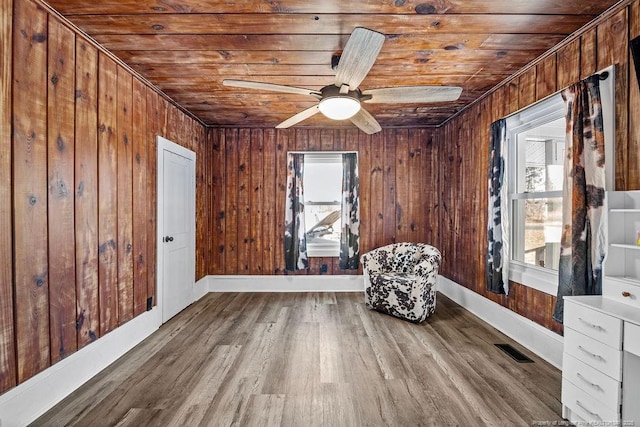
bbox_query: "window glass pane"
[516,117,565,193]
[304,161,342,202]
[513,197,562,270]
[304,157,342,248]
[306,204,341,242]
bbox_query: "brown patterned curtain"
[553,74,607,323]
[486,118,508,294]
[339,153,360,269]
[284,153,309,270]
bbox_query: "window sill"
[508,261,558,296]
[307,244,339,258]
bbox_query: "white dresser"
[562,191,640,425]
[562,297,640,424]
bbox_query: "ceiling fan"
[222,27,462,134]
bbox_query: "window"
[506,67,615,295]
[304,153,343,257]
[510,102,565,271]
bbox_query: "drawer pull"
[576,400,602,420]
[576,372,602,391]
[578,317,604,331]
[578,345,604,361]
[622,291,632,298]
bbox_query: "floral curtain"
[553,74,607,323]
[486,118,509,294]
[339,153,360,269]
[284,153,308,270]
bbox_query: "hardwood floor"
[34,292,564,426]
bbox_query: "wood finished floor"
[34,292,563,426]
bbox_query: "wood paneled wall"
[0,0,206,395]
[206,128,440,276]
[436,0,640,333]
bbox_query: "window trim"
[504,65,615,296]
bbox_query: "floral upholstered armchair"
[361,242,442,323]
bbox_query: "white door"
[158,137,195,323]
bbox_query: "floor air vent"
[495,344,534,363]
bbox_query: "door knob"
[164,236,174,242]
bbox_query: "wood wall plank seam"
[47,17,78,364]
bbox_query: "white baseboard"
[194,275,210,301]
[437,275,564,369]
[203,274,365,292]
[0,308,162,427]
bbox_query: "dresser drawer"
[564,327,622,381]
[565,300,622,349]
[562,353,621,411]
[562,378,620,424]
[604,277,640,310]
[624,321,640,356]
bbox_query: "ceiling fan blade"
[223,79,321,98]
[276,105,320,129]
[335,27,385,91]
[362,86,462,103]
[350,108,382,135]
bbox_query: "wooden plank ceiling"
[45,0,621,128]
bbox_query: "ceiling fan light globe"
[318,96,361,120]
